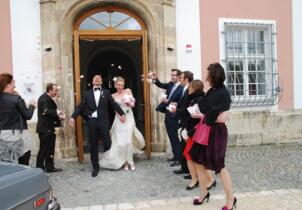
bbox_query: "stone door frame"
[73,6,151,162]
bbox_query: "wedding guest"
[0,73,36,164]
[171,71,193,175]
[189,63,236,210]
[36,83,63,172]
[171,79,216,191]
[151,69,183,167]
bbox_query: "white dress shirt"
[91,87,101,118]
[182,85,189,97]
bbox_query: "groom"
[69,74,125,177]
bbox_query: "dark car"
[0,162,60,210]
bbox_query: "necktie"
[94,87,101,91]
[181,88,186,97]
[168,84,177,99]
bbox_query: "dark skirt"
[189,123,228,174]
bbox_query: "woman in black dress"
[179,80,216,191]
[189,63,236,210]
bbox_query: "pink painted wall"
[199,0,293,109]
[0,0,13,74]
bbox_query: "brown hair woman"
[189,63,236,210]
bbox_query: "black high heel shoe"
[186,181,199,190]
[222,197,237,210]
[193,192,210,205]
[207,180,216,190]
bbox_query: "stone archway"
[40,0,177,159]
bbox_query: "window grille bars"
[223,23,282,107]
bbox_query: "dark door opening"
[79,39,144,152]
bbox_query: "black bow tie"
[94,88,101,91]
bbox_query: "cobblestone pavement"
[45,143,302,209]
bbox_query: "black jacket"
[198,85,231,125]
[176,91,205,137]
[0,92,35,130]
[71,88,125,124]
[176,89,189,129]
[36,93,61,133]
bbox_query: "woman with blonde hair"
[100,76,145,170]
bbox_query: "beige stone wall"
[227,110,302,146]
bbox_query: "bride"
[100,76,145,170]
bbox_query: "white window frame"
[219,18,278,110]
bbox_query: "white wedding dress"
[99,99,145,169]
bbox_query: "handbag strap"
[200,115,205,123]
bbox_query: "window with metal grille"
[221,21,281,107]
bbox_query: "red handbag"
[192,116,211,145]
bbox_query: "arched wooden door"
[73,6,151,162]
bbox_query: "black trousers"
[18,150,31,165]
[87,119,111,169]
[164,113,181,161]
[180,138,189,173]
[36,132,56,170]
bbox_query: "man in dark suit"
[36,83,64,172]
[170,71,193,176]
[152,69,183,167]
[69,74,125,177]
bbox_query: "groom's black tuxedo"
[71,88,125,169]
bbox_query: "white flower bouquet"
[122,94,136,107]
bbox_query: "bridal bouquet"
[122,94,136,107]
